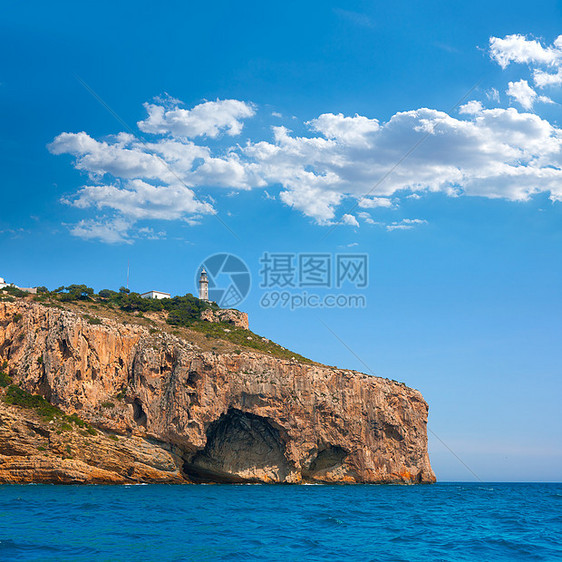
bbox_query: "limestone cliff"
[200,308,249,329]
[0,300,435,484]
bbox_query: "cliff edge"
[0,299,435,484]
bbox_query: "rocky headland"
[0,298,435,484]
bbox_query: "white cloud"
[50,89,562,241]
[358,196,393,208]
[66,180,214,221]
[357,212,380,225]
[534,67,562,87]
[244,106,562,210]
[459,100,484,115]
[138,99,255,138]
[308,113,380,145]
[68,217,169,244]
[506,80,535,110]
[279,185,343,224]
[490,34,562,92]
[69,218,134,244]
[486,88,501,103]
[386,218,427,231]
[489,34,562,69]
[506,80,553,110]
[341,214,359,227]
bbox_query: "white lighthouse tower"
[198,268,209,302]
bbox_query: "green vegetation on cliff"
[1,285,313,363]
[30,285,216,327]
[191,321,313,364]
[2,383,95,432]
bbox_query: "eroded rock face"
[200,308,249,329]
[0,301,435,484]
[0,399,184,484]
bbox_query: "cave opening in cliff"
[303,445,349,481]
[182,409,291,483]
[132,398,147,427]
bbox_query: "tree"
[99,289,117,299]
[61,284,94,301]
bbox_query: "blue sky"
[1,0,562,481]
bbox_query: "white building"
[140,290,171,300]
[0,276,36,294]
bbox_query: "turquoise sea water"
[1,483,561,561]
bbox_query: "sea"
[0,483,560,561]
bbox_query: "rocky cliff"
[200,308,249,329]
[0,299,435,484]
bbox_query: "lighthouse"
[198,268,209,301]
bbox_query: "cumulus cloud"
[534,67,562,88]
[278,185,343,224]
[137,99,255,138]
[243,106,562,210]
[50,86,562,241]
[69,217,134,244]
[506,79,553,109]
[459,100,484,115]
[308,113,380,145]
[341,214,360,227]
[65,180,214,221]
[489,34,562,68]
[490,34,562,91]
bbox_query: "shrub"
[65,413,86,428]
[3,385,63,420]
[0,371,12,387]
[86,427,97,436]
[101,401,115,408]
[60,423,72,431]
[4,286,27,298]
